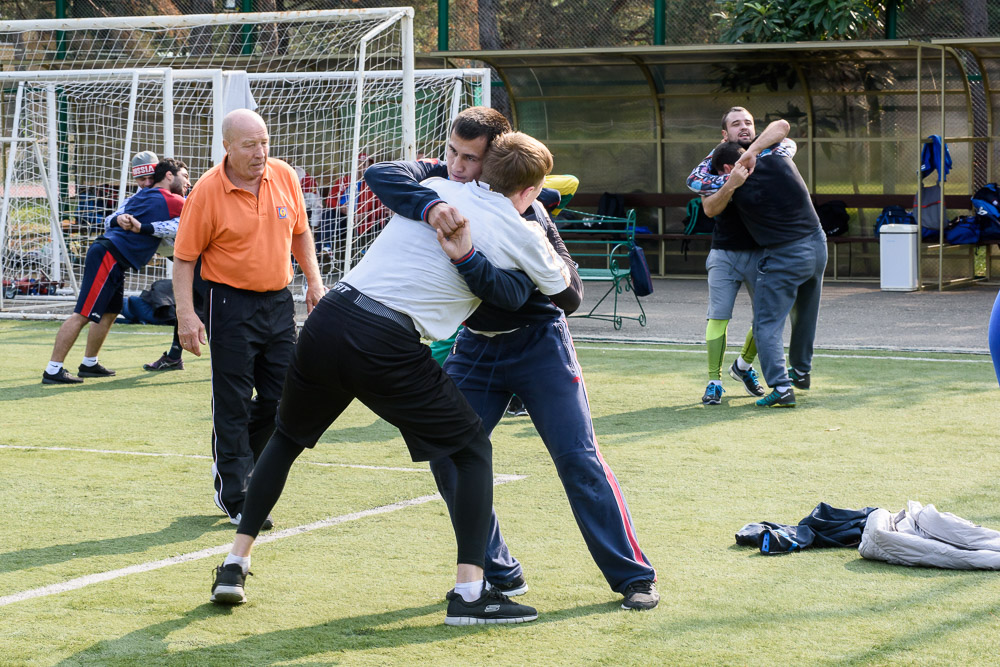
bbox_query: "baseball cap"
[131,151,158,178]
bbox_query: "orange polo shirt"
[175,156,308,292]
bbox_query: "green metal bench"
[558,208,647,330]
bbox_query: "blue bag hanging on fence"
[920,135,952,182]
[629,245,654,297]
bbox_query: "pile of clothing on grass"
[736,501,1000,569]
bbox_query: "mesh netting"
[0,9,409,73]
[0,66,488,304]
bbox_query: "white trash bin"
[879,223,919,291]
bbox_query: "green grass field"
[2,319,1000,666]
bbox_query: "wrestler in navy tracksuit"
[366,162,656,593]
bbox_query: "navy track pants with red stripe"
[430,316,655,593]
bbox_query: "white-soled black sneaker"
[77,362,115,378]
[621,580,659,610]
[445,586,537,626]
[789,368,811,390]
[42,368,83,384]
[488,574,528,597]
[210,563,250,605]
[728,360,766,397]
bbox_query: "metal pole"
[46,84,61,283]
[938,47,946,291]
[654,0,665,46]
[240,0,255,56]
[885,0,898,40]
[0,83,24,311]
[401,11,415,160]
[916,46,923,288]
[55,0,67,58]
[163,68,174,158]
[438,0,449,51]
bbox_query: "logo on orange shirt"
[276,205,288,219]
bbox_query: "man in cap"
[42,158,189,384]
[100,151,198,372]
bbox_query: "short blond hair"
[480,132,553,196]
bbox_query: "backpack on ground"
[816,200,849,237]
[874,205,915,239]
[683,198,715,235]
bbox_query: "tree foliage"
[713,0,888,42]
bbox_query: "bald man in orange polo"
[173,109,325,529]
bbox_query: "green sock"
[740,326,757,365]
[706,319,729,380]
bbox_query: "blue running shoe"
[756,387,796,408]
[701,382,724,405]
[728,360,765,396]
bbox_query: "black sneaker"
[210,563,250,604]
[488,574,528,597]
[728,360,766,397]
[42,368,83,384]
[445,585,538,626]
[229,513,274,531]
[77,362,116,378]
[756,386,796,408]
[789,368,811,390]
[621,580,659,611]
[504,395,529,418]
[143,353,184,371]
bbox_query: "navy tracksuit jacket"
[365,161,655,592]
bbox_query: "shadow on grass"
[0,373,206,401]
[58,599,618,665]
[0,515,230,574]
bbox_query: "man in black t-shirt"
[688,107,767,406]
[705,126,827,408]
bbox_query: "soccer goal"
[0,9,415,313]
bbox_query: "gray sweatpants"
[752,229,828,388]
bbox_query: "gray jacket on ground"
[859,501,1000,569]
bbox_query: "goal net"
[0,64,490,309]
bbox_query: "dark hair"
[480,132,552,196]
[710,142,744,175]
[450,106,511,146]
[152,158,186,183]
[721,106,751,131]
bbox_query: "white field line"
[0,473,526,608]
[574,345,993,364]
[0,445,430,473]
[1,324,991,355]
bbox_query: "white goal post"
[0,65,490,310]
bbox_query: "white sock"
[777,384,792,392]
[45,361,63,375]
[708,379,722,386]
[81,356,98,367]
[223,553,251,574]
[736,357,752,371]
[454,580,485,603]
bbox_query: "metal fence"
[10,1,1000,50]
